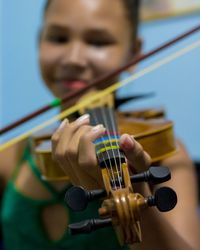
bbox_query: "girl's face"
[39,0,137,98]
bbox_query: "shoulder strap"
[10,142,30,182]
[26,152,61,198]
[11,140,69,199]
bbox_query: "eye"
[87,38,115,47]
[45,34,69,44]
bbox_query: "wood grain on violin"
[34,108,176,181]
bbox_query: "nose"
[60,41,87,72]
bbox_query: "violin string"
[108,107,123,185]
[1,39,200,152]
[99,107,121,189]
[90,109,117,189]
[92,109,117,189]
[102,107,122,188]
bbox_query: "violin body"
[118,116,176,168]
[34,108,176,181]
[34,140,69,181]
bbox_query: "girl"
[1,0,200,249]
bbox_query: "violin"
[33,95,177,246]
[0,24,199,247]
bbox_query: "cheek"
[90,46,131,76]
[39,43,62,83]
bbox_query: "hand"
[52,115,151,190]
[52,114,106,190]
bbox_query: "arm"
[122,138,200,250]
[0,142,25,183]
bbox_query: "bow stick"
[0,38,200,152]
[0,24,200,136]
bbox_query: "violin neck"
[88,107,126,188]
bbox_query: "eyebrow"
[43,24,69,32]
[45,23,112,31]
[85,28,114,35]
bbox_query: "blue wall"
[1,1,200,161]
[1,0,57,141]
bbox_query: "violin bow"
[0,26,200,151]
[0,24,200,136]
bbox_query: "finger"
[52,114,90,145]
[70,113,90,131]
[68,124,105,189]
[119,134,151,172]
[51,115,90,185]
[52,114,90,162]
[52,122,81,185]
[78,124,106,178]
[53,126,91,186]
[51,118,69,148]
[56,159,80,186]
[58,124,105,188]
[65,124,92,165]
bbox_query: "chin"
[53,88,70,98]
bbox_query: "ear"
[127,37,143,73]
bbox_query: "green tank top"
[1,145,129,250]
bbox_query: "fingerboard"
[87,107,126,170]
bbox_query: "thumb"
[119,134,151,172]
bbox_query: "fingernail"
[92,124,105,131]
[58,118,68,130]
[120,134,134,150]
[77,114,90,122]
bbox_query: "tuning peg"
[130,166,171,184]
[68,218,112,235]
[65,186,106,212]
[147,187,177,212]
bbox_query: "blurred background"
[1,0,200,160]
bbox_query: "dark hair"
[44,0,140,40]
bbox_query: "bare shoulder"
[0,141,26,182]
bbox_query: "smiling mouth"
[61,80,88,90]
